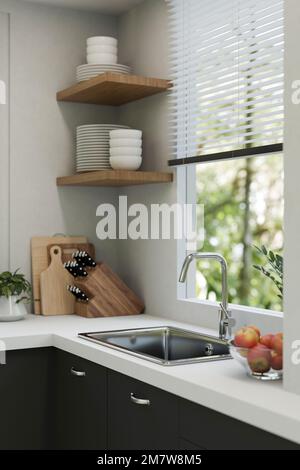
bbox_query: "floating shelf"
[56,72,172,106]
[57,170,173,187]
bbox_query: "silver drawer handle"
[130,393,150,406]
[71,367,86,377]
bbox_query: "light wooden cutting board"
[40,245,74,316]
[31,235,87,314]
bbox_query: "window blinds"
[168,0,284,164]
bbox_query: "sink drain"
[204,343,214,356]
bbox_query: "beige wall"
[0,0,120,278]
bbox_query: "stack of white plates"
[109,129,143,171]
[76,124,129,172]
[76,64,132,82]
[87,36,118,64]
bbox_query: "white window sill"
[178,296,283,318]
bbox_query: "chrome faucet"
[179,252,235,340]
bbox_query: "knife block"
[73,263,144,318]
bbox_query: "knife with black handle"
[72,251,96,268]
[64,261,88,278]
[67,285,89,302]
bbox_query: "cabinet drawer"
[0,348,52,450]
[180,399,299,450]
[108,370,179,449]
[54,349,107,449]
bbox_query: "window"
[168,0,284,311]
[196,155,283,311]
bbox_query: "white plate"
[77,131,115,134]
[77,70,130,76]
[76,140,110,144]
[76,146,109,150]
[77,141,109,145]
[76,162,110,166]
[77,124,127,128]
[77,74,130,81]
[76,157,110,160]
[76,169,111,173]
[77,128,126,132]
[76,167,111,170]
[76,163,110,168]
[77,162,110,165]
[77,68,131,73]
[76,156,109,160]
[77,157,110,160]
[77,64,130,70]
[77,69,131,75]
[77,133,112,137]
[76,158,110,162]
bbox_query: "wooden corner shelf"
[57,170,173,187]
[56,72,172,106]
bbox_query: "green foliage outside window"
[196,154,283,311]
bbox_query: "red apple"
[234,327,259,348]
[248,325,261,338]
[271,351,283,371]
[247,344,271,373]
[271,333,283,355]
[260,334,274,349]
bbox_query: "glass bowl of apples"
[229,326,283,381]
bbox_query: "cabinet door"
[54,349,107,449]
[0,348,52,450]
[108,370,178,450]
[180,399,300,450]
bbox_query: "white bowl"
[110,129,142,139]
[110,156,142,170]
[110,138,142,148]
[87,45,117,55]
[110,147,142,157]
[87,53,117,65]
[87,36,117,46]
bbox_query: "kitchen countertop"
[1,313,300,444]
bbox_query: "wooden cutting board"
[46,243,95,264]
[40,245,74,316]
[31,235,87,314]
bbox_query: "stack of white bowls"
[87,36,117,64]
[76,36,132,82]
[109,129,143,170]
[76,124,129,173]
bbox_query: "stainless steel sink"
[78,326,231,366]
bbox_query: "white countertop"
[1,313,300,445]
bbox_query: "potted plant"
[253,245,283,300]
[0,269,31,321]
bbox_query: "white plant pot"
[0,295,27,321]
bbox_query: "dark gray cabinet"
[53,349,107,449]
[0,348,52,450]
[179,399,299,450]
[107,370,179,449]
[0,347,299,450]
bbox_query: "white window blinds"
[168,0,284,161]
